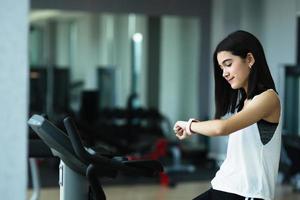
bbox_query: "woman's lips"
[227,77,234,84]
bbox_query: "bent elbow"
[215,121,228,136]
[215,128,225,136]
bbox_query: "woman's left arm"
[190,90,280,136]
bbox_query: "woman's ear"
[247,53,255,69]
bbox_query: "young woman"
[173,30,281,200]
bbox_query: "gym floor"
[27,159,300,200]
[27,182,300,200]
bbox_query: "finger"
[173,122,180,130]
[176,130,183,136]
[176,126,182,131]
[177,130,186,139]
[173,124,178,130]
[177,133,185,140]
[176,133,184,139]
[174,127,182,134]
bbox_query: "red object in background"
[127,138,168,160]
[159,172,170,186]
[149,138,168,160]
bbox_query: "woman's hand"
[173,121,189,140]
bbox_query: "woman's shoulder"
[253,89,280,103]
[252,89,281,122]
[244,89,279,107]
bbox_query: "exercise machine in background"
[28,114,163,200]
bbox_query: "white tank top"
[211,107,282,200]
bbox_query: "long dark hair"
[214,30,276,119]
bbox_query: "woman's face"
[217,51,253,91]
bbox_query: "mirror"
[29,9,200,127]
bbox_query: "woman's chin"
[230,83,239,89]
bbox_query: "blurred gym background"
[2,0,300,199]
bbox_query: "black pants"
[193,189,264,200]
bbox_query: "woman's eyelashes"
[219,63,232,71]
[224,62,232,67]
